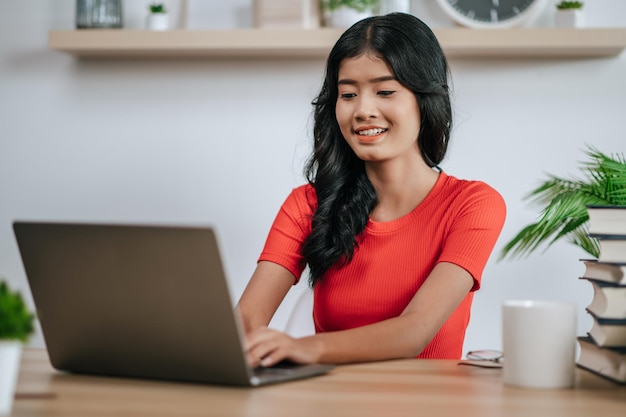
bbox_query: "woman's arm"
[236,261,295,334]
[245,261,473,367]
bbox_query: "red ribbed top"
[259,172,506,359]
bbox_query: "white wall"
[1,0,625,354]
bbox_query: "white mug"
[502,300,577,389]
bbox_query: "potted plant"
[500,146,626,260]
[321,0,380,28]
[0,280,35,415]
[147,2,169,31]
[555,1,584,28]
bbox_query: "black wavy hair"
[302,13,452,286]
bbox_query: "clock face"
[436,0,547,28]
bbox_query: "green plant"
[0,281,35,342]
[500,146,626,260]
[149,3,167,14]
[321,0,380,13]
[556,1,584,10]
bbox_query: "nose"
[354,94,379,121]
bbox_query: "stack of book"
[577,205,626,385]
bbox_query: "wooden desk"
[13,349,626,417]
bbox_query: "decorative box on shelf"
[253,0,320,29]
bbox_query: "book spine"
[578,336,626,350]
[594,316,626,326]
[589,234,626,240]
[580,277,626,288]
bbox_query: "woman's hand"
[245,327,323,368]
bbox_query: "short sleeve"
[258,185,316,283]
[437,182,507,291]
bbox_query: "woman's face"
[335,53,421,165]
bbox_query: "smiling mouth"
[356,128,388,137]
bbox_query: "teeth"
[357,128,387,136]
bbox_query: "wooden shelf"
[48,28,626,59]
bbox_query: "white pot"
[326,6,374,28]
[147,13,170,31]
[0,341,22,416]
[555,9,584,28]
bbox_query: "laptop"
[13,221,334,386]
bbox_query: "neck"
[366,156,439,223]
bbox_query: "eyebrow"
[337,75,397,85]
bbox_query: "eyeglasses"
[467,349,503,362]
[458,349,503,368]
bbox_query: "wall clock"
[435,0,547,29]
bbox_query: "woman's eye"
[378,90,395,97]
[340,92,357,99]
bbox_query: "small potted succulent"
[147,2,169,31]
[321,0,380,28]
[555,1,584,28]
[0,280,35,415]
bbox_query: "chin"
[355,153,388,163]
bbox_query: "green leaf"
[500,145,625,261]
[0,281,35,342]
[556,1,584,10]
[322,0,380,13]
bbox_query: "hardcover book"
[587,205,626,236]
[587,312,626,348]
[580,259,626,285]
[577,206,626,383]
[581,278,626,320]
[577,336,626,385]
[588,234,626,264]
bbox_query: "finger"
[246,350,260,368]
[248,341,283,367]
[260,355,274,368]
[245,328,278,359]
[259,344,290,367]
[248,335,293,367]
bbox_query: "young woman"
[237,13,506,367]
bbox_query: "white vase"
[555,9,584,28]
[326,6,374,28]
[379,0,411,15]
[0,342,22,416]
[147,13,170,31]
